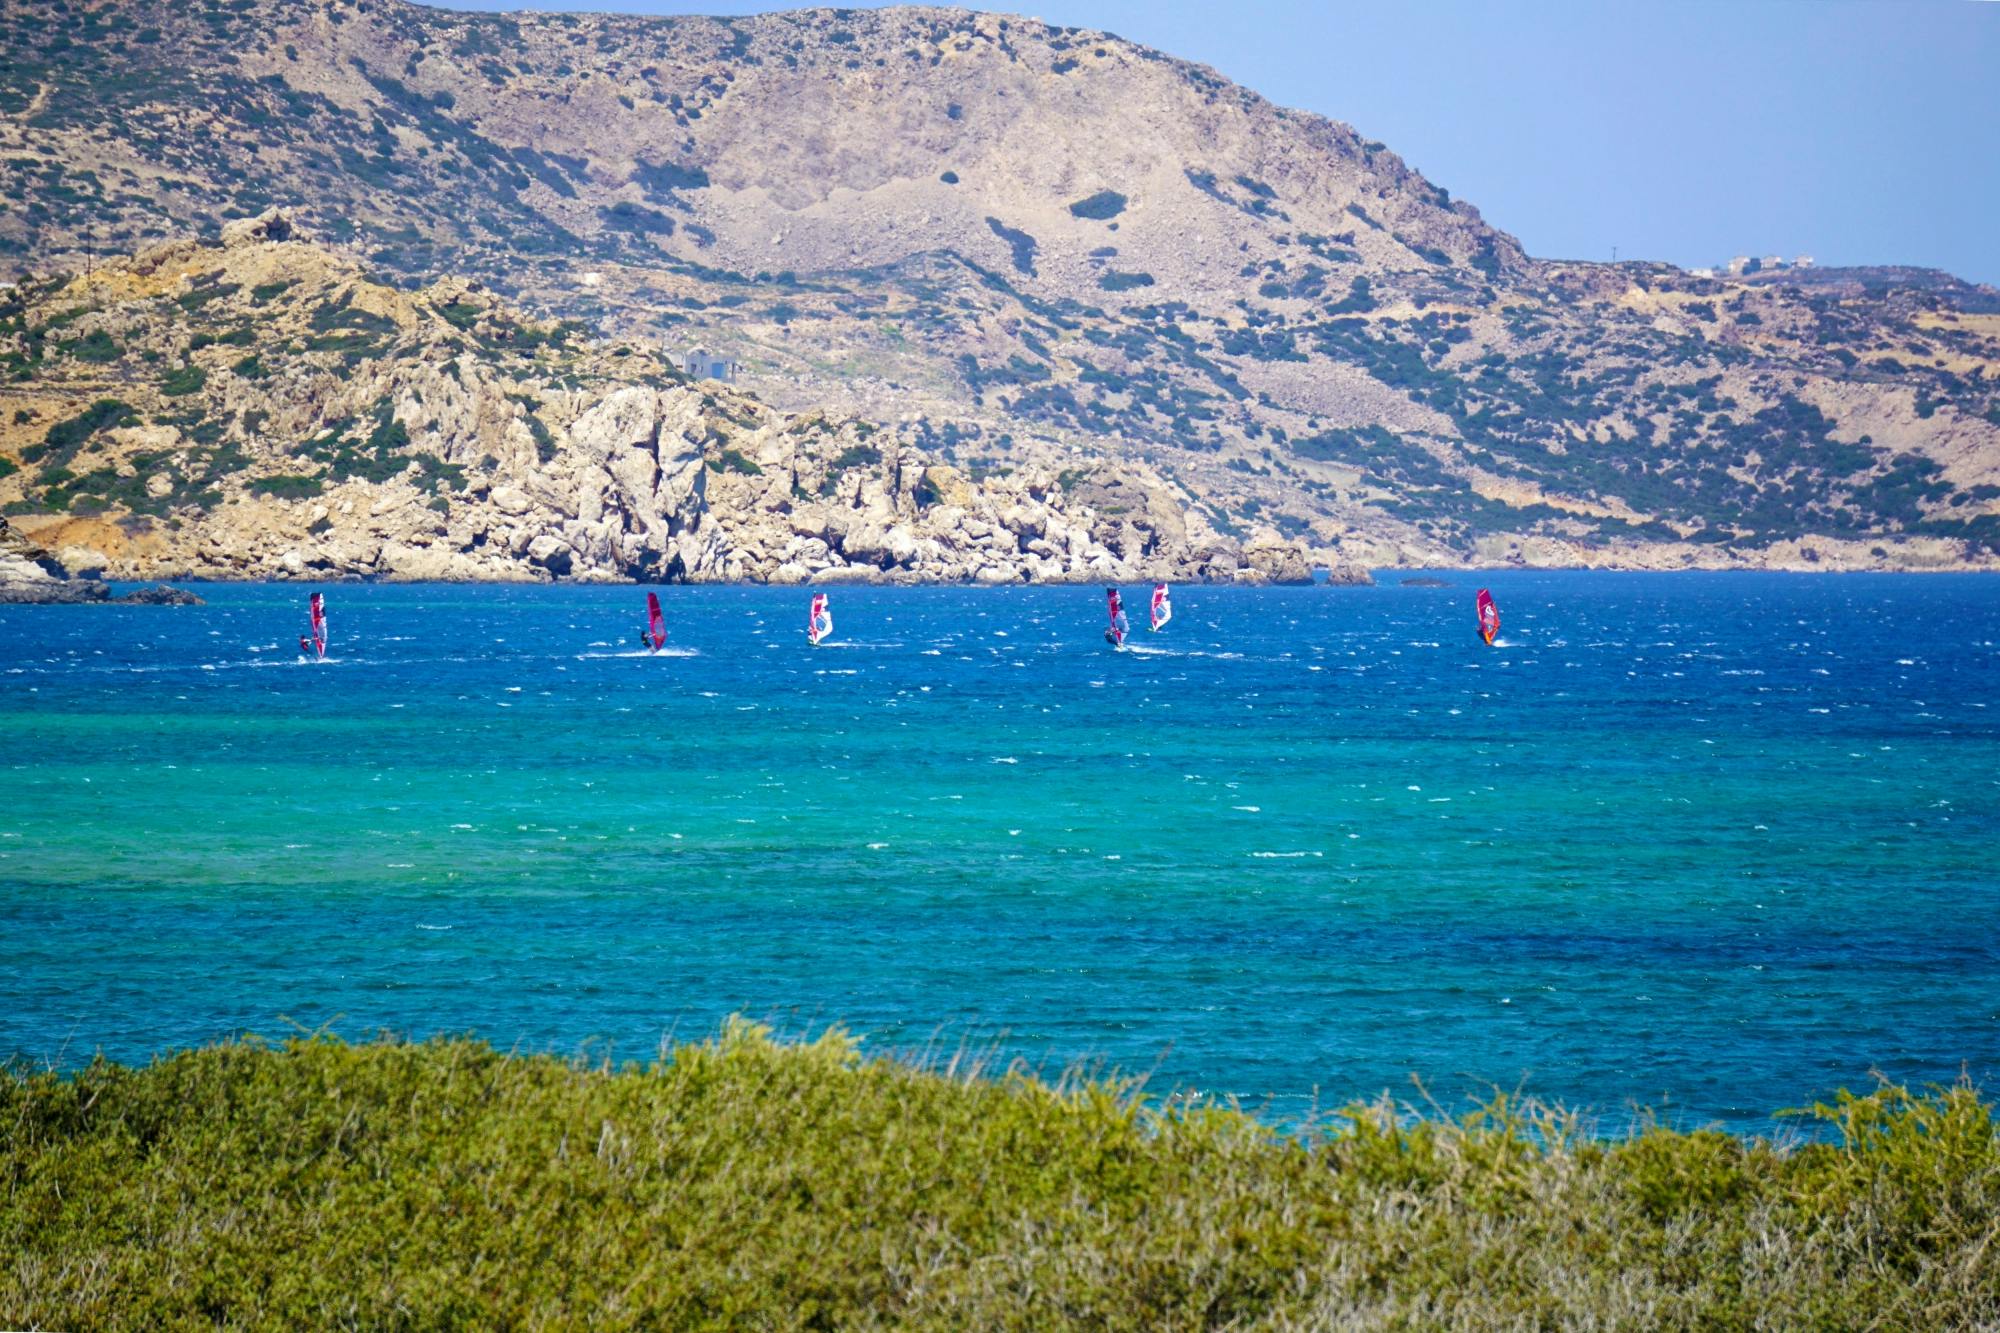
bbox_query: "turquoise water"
[3,574,1997,1132]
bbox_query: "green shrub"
[1098,270,1155,292]
[159,364,207,396]
[631,160,710,193]
[175,282,239,313]
[827,443,881,473]
[1327,276,1374,314]
[189,327,255,350]
[1068,189,1127,221]
[984,217,1037,276]
[28,398,134,464]
[6,1029,1991,1330]
[599,202,676,236]
[246,473,324,499]
[410,452,465,494]
[63,329,120,362]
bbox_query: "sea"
[3,572,1996,1134]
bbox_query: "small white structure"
[674,347,738,382]
[1794,255,1815,270]
[1690,267,1716,279]
[1726,255,1752,275]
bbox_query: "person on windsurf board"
[1149,582,1172,632]
[639,592,667,653]
[1104,587,1129,649]
[300,592,327,660]
[1476,588,1500,646]
[807,592,833,646]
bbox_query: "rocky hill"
[2,0,1997,570]
[0,215,1307,584]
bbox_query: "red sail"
[309,592,326,659]
[1475,588,1499,645]
[646,592,666,651]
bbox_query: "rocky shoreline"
[0,521,202,604]
[1,223,1331,591]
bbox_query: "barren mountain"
[3,0,1997,570]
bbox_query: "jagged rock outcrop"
[0,520,201,602]
[0,519,99,601]
[0,226,1312,584]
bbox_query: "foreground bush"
[4,1022,1996,1329]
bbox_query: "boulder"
[1240,528,1314,584]
[220,208,293,248]
[490,485,535,516]
[115,583,205,605]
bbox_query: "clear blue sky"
[421,0,2000,284]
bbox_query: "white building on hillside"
[672,347,739,382]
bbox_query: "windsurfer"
[304,592,327,659]
[1105,587,1129,648]
[643,592,667,653]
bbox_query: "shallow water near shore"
[3,572,1997,1132]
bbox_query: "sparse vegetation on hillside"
[0,0,1993,565]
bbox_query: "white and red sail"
[645,592,667,652]
[1476,588,1500,645]
[1105,587,1129,648]
[1149,582,1172,632]
[807,592,833,646]
[306,592,326,659]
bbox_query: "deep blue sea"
[3,573,1997,1133]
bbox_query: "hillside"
[6,1027,1998,1327]
[0,215,1297,584]
[2,0,1998,569]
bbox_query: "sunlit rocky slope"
[3,0,1997,569]
[1,217,1299,584]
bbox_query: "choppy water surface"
[3,573,1996,1132]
